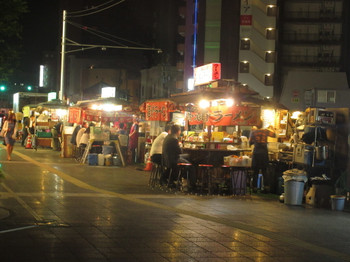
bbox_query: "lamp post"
[59,7,162,103]
[59,10,67,101]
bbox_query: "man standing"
[249,120,276,191]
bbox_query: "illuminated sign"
[194,63,221,86]
[101,87,116,98]
[48,92,57,101]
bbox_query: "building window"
[240,61,250,73]
[317,90,336,103]
[264,74,273,85]
[266,28,276,40]
[265,51,275,63]
[266,5,277,16]
[240,39,250,50]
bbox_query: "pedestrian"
[29,112,36,135]
[249,120,276,192]
[128,117,139,164]
[0,112,18,161]
[52,121,63,151]
[21,117,30,146]
[150,124,172,165]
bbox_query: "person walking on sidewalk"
[1,113,18,161]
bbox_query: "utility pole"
[59,10,67,101]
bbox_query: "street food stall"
[168,80,294,194]
[34,100,69,148]
[67,98,132,166]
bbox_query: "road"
[0,144,349,261]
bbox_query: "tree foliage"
[0,0,28,82]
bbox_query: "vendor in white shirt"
[150,124,172,165]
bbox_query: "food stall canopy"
[69,97,131,124]
[35,99,68,112]
[170,85,258,105]
[139,99,176,121]
[76,97,129,108]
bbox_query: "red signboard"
[206,105,260,126]
[68,107,82,124]
[240,15,252,25]
[186,112,205,125]
[145,101,173,121]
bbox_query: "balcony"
[177,43,185,55]
[176,61,184,71]
[178,25,186,37]
[176,80,184,90]
[281,55,341,67]
[179,6,186,19]
[282,11,343,22]
[282,33,342,44]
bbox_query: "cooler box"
[88,153,98,165]
[102,145,114,155]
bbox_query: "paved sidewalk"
[0,144,349,262]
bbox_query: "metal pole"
[59,10,67,101]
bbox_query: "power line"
[66,20,150,48]
[66,20,126,47]
[67,0,116,15]
[67,0,126,18]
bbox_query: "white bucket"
[330,195,345,211]
[284,180,305,205]
[98,154,105,166]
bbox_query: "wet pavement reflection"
[0,145,349,261]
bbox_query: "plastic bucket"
[98,154,105,166]
[330,195,345,211]
[105,154,113,166]
[284,180,305,205]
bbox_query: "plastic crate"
[37,131,52,138]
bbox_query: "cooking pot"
[315,145,328,160]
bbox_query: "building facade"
[183,0,350,110]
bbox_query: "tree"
[0,0,28,82]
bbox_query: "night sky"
[20,0,59,83]
[19,0,156,85]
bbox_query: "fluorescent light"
[199,99,210,109]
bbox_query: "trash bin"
[330,195,345,211]
[283,169,308,205]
